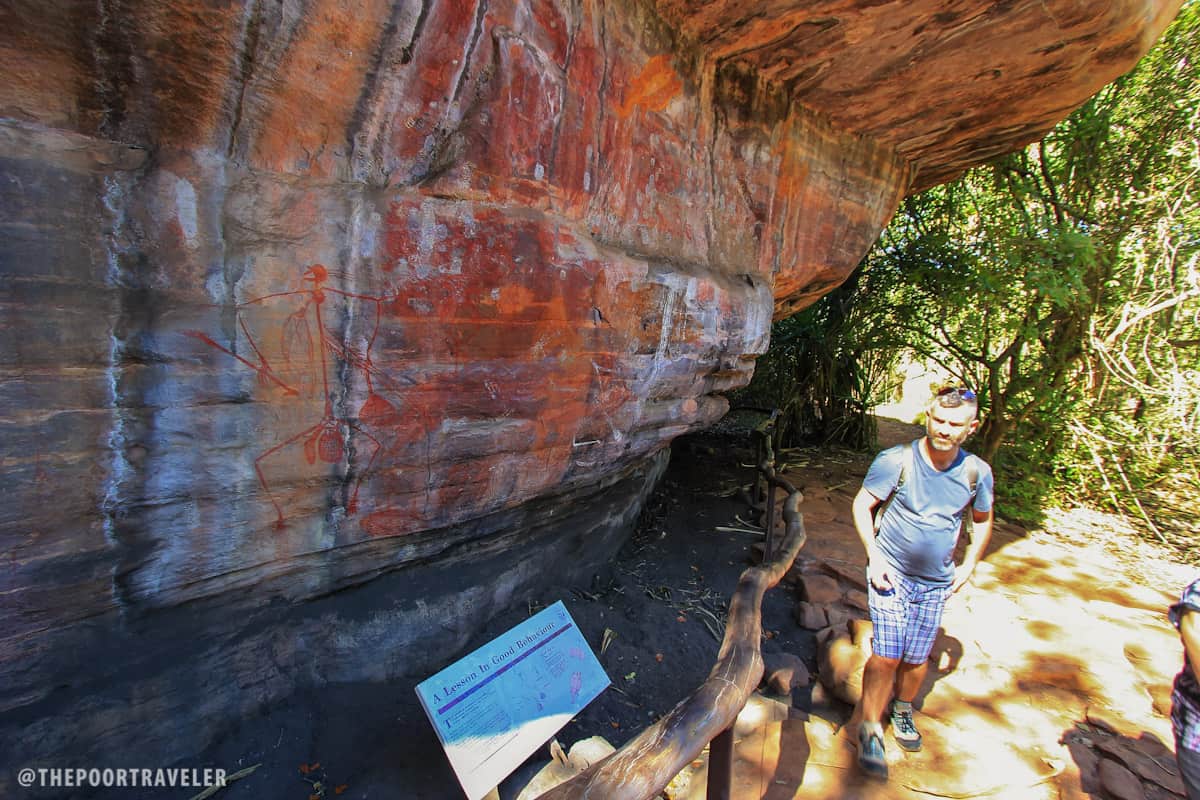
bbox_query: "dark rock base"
[3,450,668,797]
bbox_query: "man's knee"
[865,653,902,676]
[899,656,931,669]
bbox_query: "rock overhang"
[654,0,1183,192]
[0,0,1183,782]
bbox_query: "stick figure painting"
[186,264,408,529]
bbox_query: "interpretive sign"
[415,600,611,800]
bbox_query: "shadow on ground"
[651,415,1187,800]
[167,415,1186,800]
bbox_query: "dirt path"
[649,416,1194,800]
[189,415,1193,799]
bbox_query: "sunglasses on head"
[936,385,977,402]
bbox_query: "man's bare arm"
[852,487,892,591]
[952,507,994,593]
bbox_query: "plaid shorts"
[1171,576,1200,751]
[867,570,953,663]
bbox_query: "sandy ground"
[169,415,1192,800]
[641,416,1194,800]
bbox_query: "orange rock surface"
[0,0,1183,781]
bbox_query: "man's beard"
[928,434,961,451]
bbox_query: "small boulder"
[1095,734,1186,795]
[793,601,829,630]
[762,651,811,694]
[1066,735,1102,794]
[515,736,616,800]
[843,589,869,612]
[816,621,873,706]
[800,574,842,605]
[820,560,869,592]
[825,604,864,630]
[849,617,874,646]
[1097,758,1145,800]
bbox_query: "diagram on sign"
[415,601,610,800]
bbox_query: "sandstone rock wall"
[0,0,1181,777]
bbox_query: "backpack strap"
[961,454,981,538]
[875,447,980,533]
[873,443,914,533]
[964,454,979,508]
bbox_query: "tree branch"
[1103,286,1200,344]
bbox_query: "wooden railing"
[538,413,805,799]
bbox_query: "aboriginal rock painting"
[186,264,409,528]
[178,203,743,535]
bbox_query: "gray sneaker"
[890,705,922,752]
[857,727,888,779]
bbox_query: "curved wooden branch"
[536,489,806,800]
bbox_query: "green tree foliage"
[865,2,1198,530]
[730,270,889,450]
[1064,3,1200,543]
[865,173,1099,469]
[739,2,1198,540]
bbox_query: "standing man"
[850,386,995,779]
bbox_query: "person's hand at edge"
[868,558,894,592]
[951,562,975,593]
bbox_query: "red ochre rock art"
[185,263,393,526]
[182,202,768,537]
[0,0,1183,781]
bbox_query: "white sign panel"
[415,600,610,800]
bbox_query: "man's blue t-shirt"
[864,439,994,586]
